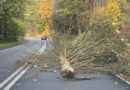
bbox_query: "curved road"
[0,38,130,90]
[0,38,44,83]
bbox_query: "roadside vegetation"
[0,0,52,48]
[0,38,25,49]
[0,0,28,48]
[0,0,28,41]
[25,0,52,38]
[49,0,130,79]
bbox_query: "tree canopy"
[0,0,28,40]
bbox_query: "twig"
[68,31,88,55]
[69,39,105,63]
[72,59,94,68]
[106,47,130,61]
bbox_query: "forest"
[0,0,28,41]
[0,0,51,41]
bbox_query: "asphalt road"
[0,38,44,83]
[9,68,130,90]
[0,38,130,90]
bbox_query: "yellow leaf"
[44,64,48,68]
[121,38,125,41]
[114,82,118,85]
[112,22,116,26]
[116,29,120,34]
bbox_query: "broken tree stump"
[60,56,75,78]
[59,56,95,80]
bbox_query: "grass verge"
[0,38,26,50]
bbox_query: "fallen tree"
[48,0,128,80]
[60,56,75,78]
[60,56,95,80]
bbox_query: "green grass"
[0,38,25,49]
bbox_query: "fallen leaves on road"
[53,70,57,73]
[119,73,130,81]
[40,69,45,72]
[33,65,38,68]
[114,82,118,85]
[43,64,48,68]
[16,83,21,86]
[25,76,30,79]
[24,61,31,66]
[127,77,130,81]
[33,79,38,82]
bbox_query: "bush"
[7,18,27,40]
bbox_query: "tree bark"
[4,16,7,39]
[60,56,75,78]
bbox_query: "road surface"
[0,38,129,90]
[0,38,44,83]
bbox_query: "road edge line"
[0,40,29,53]
[116,75,130,85]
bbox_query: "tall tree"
[0,0,28,40]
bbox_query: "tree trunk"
[0,23,1,36]
[4,16,7,39]
[60,56,75,78]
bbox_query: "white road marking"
[0,41,47,90]
[116,75,130,85]
[3,65,31,90]
[39,41,46,55]
[0,44,23,53]
[0,66,24,89]
[36,41,46,55]
[0,38,32,53]
[36,42,46,55]
[36,46,44,55]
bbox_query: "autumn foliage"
[92,0,124,33]
[39,0,53,35]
